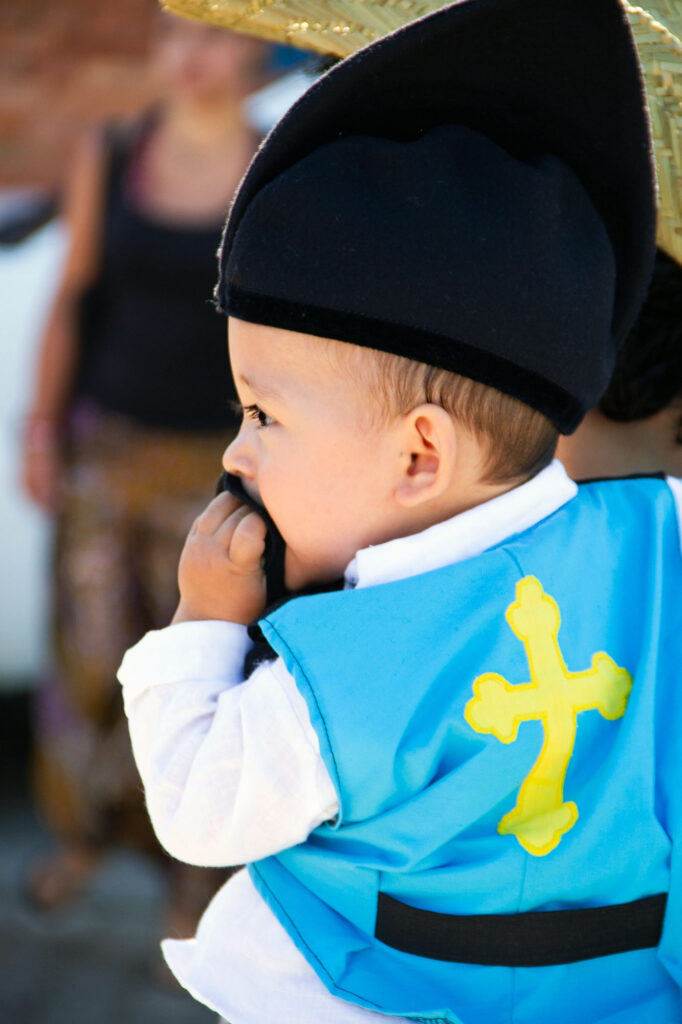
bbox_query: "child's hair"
[333,342,558,484]
[599,248,682,443]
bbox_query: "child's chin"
[285,559,341,593]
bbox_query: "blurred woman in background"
[21,11,267,938]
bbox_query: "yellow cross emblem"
[464,576,632,856]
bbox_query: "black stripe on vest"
[375,892,667,966]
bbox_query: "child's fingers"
[213,503,254,547]
[191,491,244,535]
[228,510,268,570]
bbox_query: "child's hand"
[172,492,268,626]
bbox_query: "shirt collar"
[344,459,577,589]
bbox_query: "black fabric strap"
[224,284,583,434]
[375,892,667,967]
[245,577,345,676]
[577,471,667,484]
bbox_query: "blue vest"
[252,479,682,1024]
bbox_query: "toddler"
[118,0,682,1021]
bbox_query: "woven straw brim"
[162,0,436,57]
[163,0,682,266]
[624,3,682,265]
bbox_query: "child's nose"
[222,427,256,480]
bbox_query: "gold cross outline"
[464,576,632,856]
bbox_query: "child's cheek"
[283,547,307,592]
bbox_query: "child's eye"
[228,399,276,428]
[243,403,275,428]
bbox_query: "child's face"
[223,319,406,591]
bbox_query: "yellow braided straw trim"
[162,0,421,55]
[629,0,682,39]
[624,4,682,263]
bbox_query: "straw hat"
[626,3,682,265]
[163,0,682,267]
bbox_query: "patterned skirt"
[33,401,235,878]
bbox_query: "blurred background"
[1,0,157,685]
[0,3,309,1021]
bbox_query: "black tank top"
[76,124,240,431]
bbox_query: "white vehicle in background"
[0,194,65,690]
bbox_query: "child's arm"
[21,130,106,511]
[118,490,339,866]
[119,625,339,866]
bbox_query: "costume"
[119,467,682,1023]
[251,475,682,1022]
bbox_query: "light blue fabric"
[254,479,682,1023]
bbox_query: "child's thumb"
[230,510,268,571]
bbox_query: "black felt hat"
[217,0,655,433]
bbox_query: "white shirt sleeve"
[666,476,682,556]
[117,621,340,868]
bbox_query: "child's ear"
[394,404,457,507]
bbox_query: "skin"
[173,319,519,626]
[557,406,682,480]
[152,15,267,106]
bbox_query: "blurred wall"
[0,0,156,189]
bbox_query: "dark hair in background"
[599,248,682,442]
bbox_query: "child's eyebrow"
[238,374,282,401]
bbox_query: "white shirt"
[118,461,584,1023]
